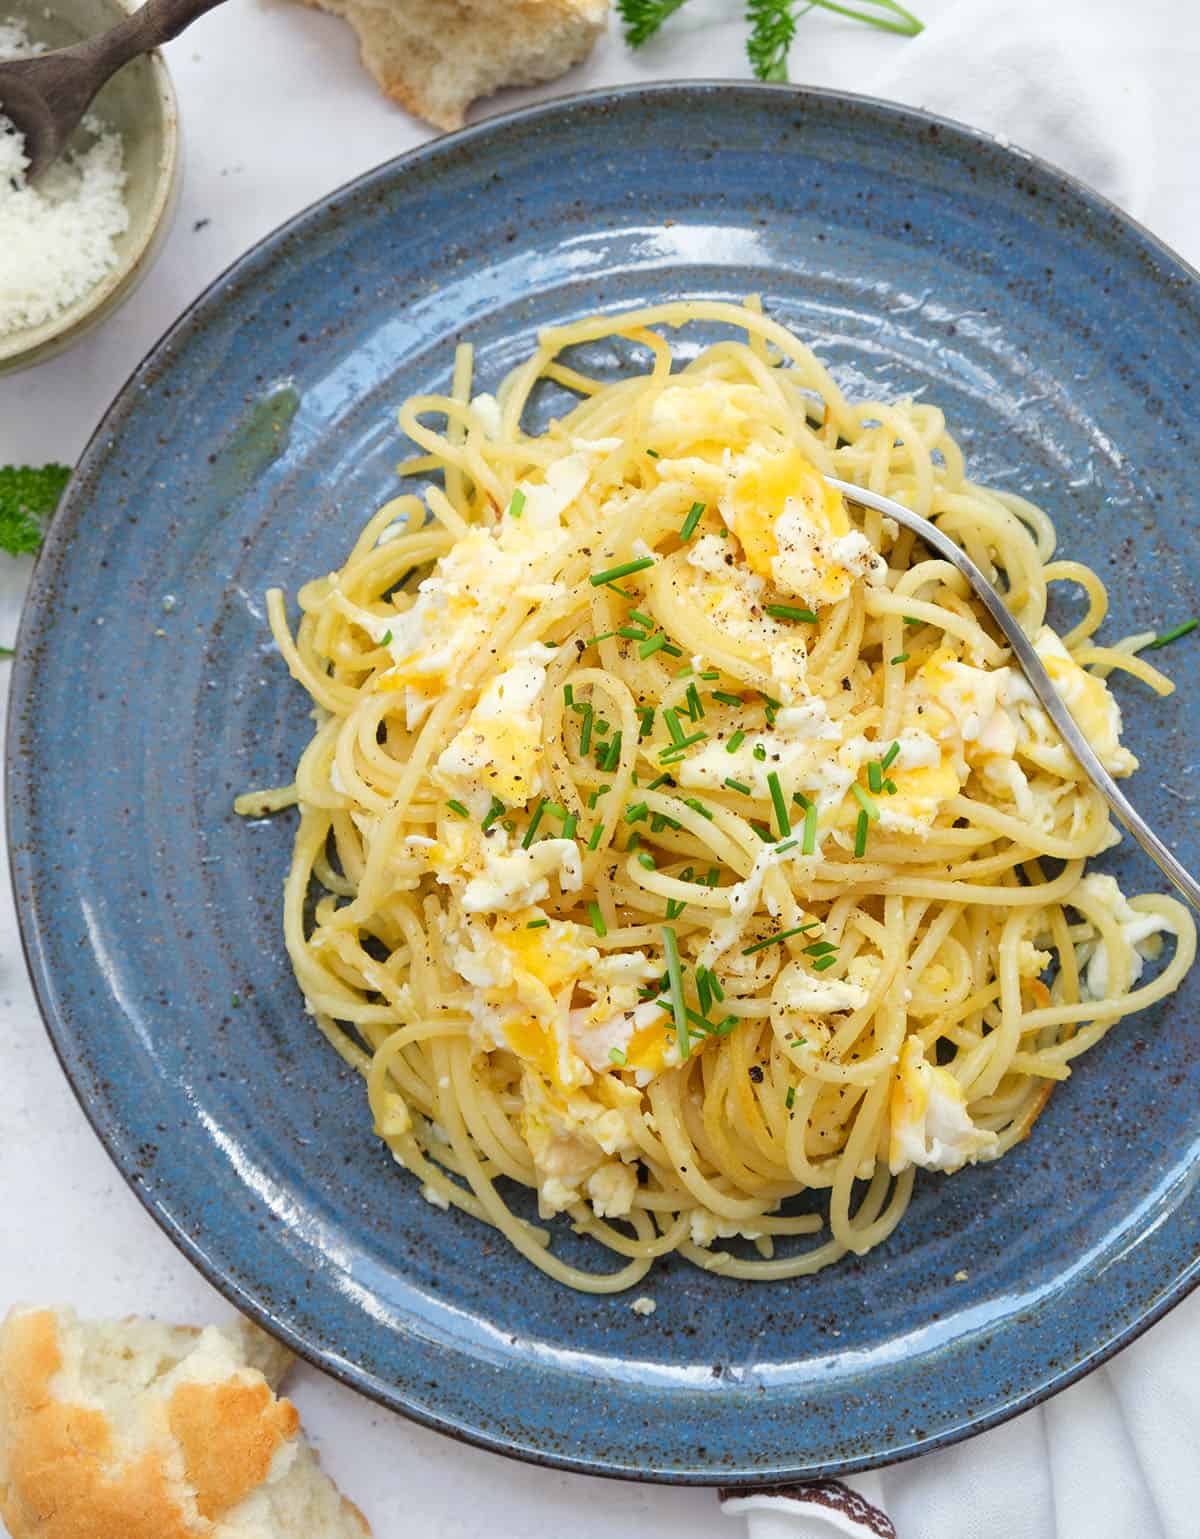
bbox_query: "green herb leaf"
[662,925,689,1058]
[765,602,818,623]
[742,922,818,956]
[590,555,655,587]
[507,488,526,518]
[745,0,795,80]
[680,500,706,541]
[589,901,608,937]
[1149,618,1199,650]
[0,464,70,556]
[446,799,470,819]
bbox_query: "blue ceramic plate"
[10,84,1200,1484]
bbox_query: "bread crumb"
[630,1296,656,1317]
[954,1269,969,1282]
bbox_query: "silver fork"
[825,476,1200,914]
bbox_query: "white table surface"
[0,4,1193,1535]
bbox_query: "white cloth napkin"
[720,4,1200,1535]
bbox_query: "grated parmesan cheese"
[0,19,130,338]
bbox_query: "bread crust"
[299,0,608,130]
[0,1308,370,1539]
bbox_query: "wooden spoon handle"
[83,0,231,76]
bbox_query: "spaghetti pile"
[237,300,1195,1290]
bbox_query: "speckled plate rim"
[9,80,1200,1485]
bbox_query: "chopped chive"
[590,556,655,587]
[507,489,526,518]
[522,799,547,847]
[527,919,550,929]
[686,683,705,720]
[662,926,689,1060]
[851,784,880,821]
[903,615,923,627]
[446,799,470,819]
[1149,618,1199,649]
[502,818,516,833]
[588,823,605,851]
[867,760,883,795]
[637,851,657,870]
[379,629,392,646]
[482,796,506,831]
[588,902,608,937]
[684,797,714,820]
[639,706,656,738]
[661,641,684,658]
[629,609,653,628]
[880,741,901,771]
[578,702,594,754]
[700,670,720,680]
[545,802,567,821]
[665,897,688,920]
[680,500,706,541]
[726,729,746,754]
[697,966,712,1015]
[792,790,811,811]
[752,743,767,762]
[890,653,910,666]
[582,631,616,648]
[742,923,817,956]
[785,1086,796,1110]
[724,778,752,795]
[618,625,649,641]
[646,772,672,790]
[883,779,898,795]
[802,801,818,856]
[626,832,642,853]
[765,604,818,623]
[706,867,721,886]
[594,719,610,736]
[599,731,623,771]
[751,822,775,843]
[563,684,574,707]
[639,633,668,659]
[664,707,686,745]
[609,1046,628,1066]
[854,808,869,858]
[812,954,839,972]
[646,448,660,459]
[775,838,798,854]
[605,583,637,599]
[658,730,707,762]
[803,941,837,957]
[767,771,791,836]
[712,691,745,708]
[708,969,725,1002]
[625,801,649,824]
[563,812,578,839]
[675,664,694,678]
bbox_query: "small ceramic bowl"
[0,0,179,374]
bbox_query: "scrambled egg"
[729,445,886,608]
[1072,873,1174,999]
[888,1038,998,1175]
[436,646,554,808]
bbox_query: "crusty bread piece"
[301,0,608,131]
[0,1307,370,1539]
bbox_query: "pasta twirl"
[237,300,1195,1290]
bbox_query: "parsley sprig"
[618,0,921,82]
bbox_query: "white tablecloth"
[2,4,1198,1535]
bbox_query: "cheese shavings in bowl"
[0,19,130,342]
